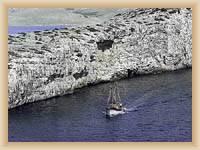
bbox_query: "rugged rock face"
[8,8,192,109]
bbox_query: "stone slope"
[8,8,192,109]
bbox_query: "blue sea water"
[8,25,78,35]
[8,69,192,142]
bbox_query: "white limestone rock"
[8,8,192,109]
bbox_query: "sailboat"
[106,82,126,117]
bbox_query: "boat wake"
[125,106,138,112]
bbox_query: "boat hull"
[106,108,126,117]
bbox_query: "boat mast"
[114,82,121,103]
[107,88,112,105]
[116,84,121,103]
[113,83,117,103]
[107,81,122,106]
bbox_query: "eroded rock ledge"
[8,8,192,109]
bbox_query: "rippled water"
[9,69,192,142]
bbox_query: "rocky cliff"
[8,8,192,109]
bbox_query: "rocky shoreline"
[8,8,192,109]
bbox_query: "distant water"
[8,25,78,35]
[8,69,192,142]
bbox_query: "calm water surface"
[8,25,79,35]
[9,69,192,142]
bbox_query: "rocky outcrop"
[8,8,192,109]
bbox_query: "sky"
[8,8,131,26]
